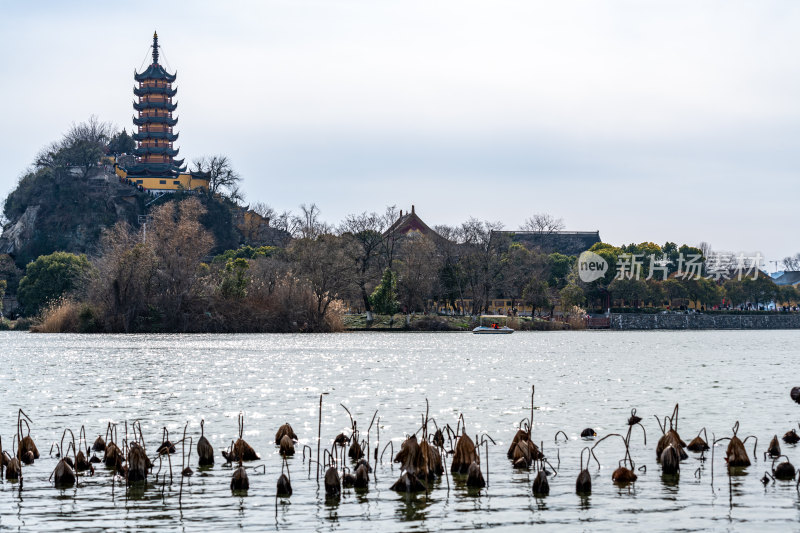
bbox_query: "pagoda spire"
[152,31,159,64]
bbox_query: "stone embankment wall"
[610,313,800,330]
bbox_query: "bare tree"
[291,203,331,239]
[458,218,505,314]
[698,241,713,260]
[338,211,386,317]
[34,116,117,178]
[522,213,565,234]
[250,202,276,221]
[148,198,215,327]
[783,253,800,271]
[378,205,401,269]
[289,234,355,327]
[64,115,115,146]
[396,234,440,314]
[192,155,243,201]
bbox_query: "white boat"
[472,325,514,334]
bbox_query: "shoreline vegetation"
[2,120,799,334]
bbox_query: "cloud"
[1,1,799,261]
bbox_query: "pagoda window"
[160,180,167,185]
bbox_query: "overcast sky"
[1,1,798,266]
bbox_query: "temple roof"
[383,205,445,241]
[133,100,177,112]
[132,131,179,142]
[134,85,177,97]
[133,115,178,126]
[123,162,186,176]
[134,33,177,82]
[134,64,177,83]
[133,146,179,157]
[775,271,800,286]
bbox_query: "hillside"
[1,164,288,270]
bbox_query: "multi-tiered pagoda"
[123,32,207,193]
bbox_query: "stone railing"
[610,312,800,330]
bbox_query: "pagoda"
[122,32,207,193]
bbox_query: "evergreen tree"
[370,268,399,315]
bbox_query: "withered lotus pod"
[687,436,709,453]
[433,429,445,448]
[395,435,425,476]
[355,458,373,473]
[5,456,21,480]
[656,430,687,461]
[507,429,528,459]
[532,470,549,496]
[324,467,341,497]
[773,459,796,480]
[424,443,443,478]
[512,441,532,469]
[661,446,680,475]
[233,438,259,461]
[279,435,295,456]
[231,465,249,491]
[53,459,75,487]
[576,469,591,494]
[726,436,750,467]
[277,473,292,497]
[126,442,149,483]
[783,429,799,444]
[612,466,637,484]
[348,439,364,460]
[354,463,369,488]
[75,450,92,472]
[197,439,214,466]
[451,432,478,474]
[466,461,485,488]
[197,419,214,466]
[275,423,297,445]
[18,435,39,462]
[92,435,106,452]
[389,471,426,493]
[790,387,800,405]
[767,435,781,458]
[157,440,176,455]
[104,442,122,468]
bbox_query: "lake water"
[0,330,798,532]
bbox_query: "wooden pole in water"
[317,394,323,485]
[530,385,535,439]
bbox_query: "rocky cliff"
[1,165,290,269]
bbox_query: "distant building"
[491,230,601,256]
[116,32,209,194]
[775,271,800,287]
[383,205,445,242]
[383,207,600,257]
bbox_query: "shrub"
[31,298,81,333]
[17,251,92,315]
